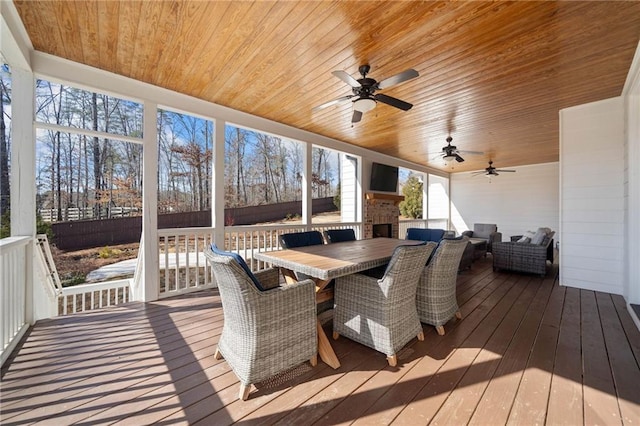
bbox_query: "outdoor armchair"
[279,230,325,281]
[492,228,555,276]
[333,243,436,367]
[416,237,468,335]
[461,223,502,253]
[204,244,317,401]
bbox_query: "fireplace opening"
[372,223,392,238]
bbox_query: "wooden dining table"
[254,237,423,369]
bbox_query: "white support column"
[213,119,225,247]
[422,172,429,223]
[10,68,36,323]
[10,69,35,237]
[138,101,159,302]
[302,142,312,229]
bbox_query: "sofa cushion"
[531,228,550,245]
[406,228,445,242]
[517,230,536,243]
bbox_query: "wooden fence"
[51,197,338,250]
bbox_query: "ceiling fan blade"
[312,95,354,111]
[458,149,485,155]
[377,68,419,89]
[455,154,465,163]
[351,110,363,123]
[332,70,360,88]
[471,171,485,176]
[495,169,516,172]
[375,93,413,111]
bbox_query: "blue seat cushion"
[210,243,265,291]
[324,229,356,243]
[405,228,445,242]
[279,230,324,248]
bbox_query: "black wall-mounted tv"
[370,162,399,192]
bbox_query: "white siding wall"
[560,97,625,295]
[450,163,559,241]
[340,154,358,222]
[624,43,640,310]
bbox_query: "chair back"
[406,228,445,242]
[379,243,436,300]
[473,223,497,239]
[424,238,468,282]
[279,230,324,249]
[204,246,265,323]
[324,228,356,243]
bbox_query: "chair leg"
[332,331,339,340]
[387,354,398,367]
[417,331,425,341]
[455,311,462,320]
[214,347,223,360]
[310,354,318,367]
[239,383,251,401]
[436,325,445,336]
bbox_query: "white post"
[422,172,429,225]
[10,68,36,323]
[302,142,312,229]
[213,119,225,247]
[138,101,158,302]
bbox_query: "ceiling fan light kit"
[353,97,376,113]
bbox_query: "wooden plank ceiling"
[13,1,640,173]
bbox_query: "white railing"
[58,279,133,315]
[158,227,216,298]
[1,236,31,367]
[156,222,362,298]
[34,234,134,317]
[225,222,362,271]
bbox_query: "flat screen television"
[370,162,399,192]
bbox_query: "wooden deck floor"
[2,257,640,425]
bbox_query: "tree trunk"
[0,80,9,216]
[92,92,101,219]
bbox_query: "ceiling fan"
[432,136,484,164]
[313,64,419,123]
[472,160,516,177]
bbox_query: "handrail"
[0,235,31,251]
[0,235,32,367]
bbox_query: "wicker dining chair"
[204,244,318,401]
[333,242,436,366]
[416,237,469,336]
[323,228,356,243]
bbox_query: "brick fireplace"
[363,193,405,239]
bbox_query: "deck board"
[2,257,640,425]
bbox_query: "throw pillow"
[530,228,547,245]
[517,231,535,243]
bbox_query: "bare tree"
[0,68,10,218]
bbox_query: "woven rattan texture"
[416,238,468,327]
[333,243,435,357]
[204,248,317,387]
